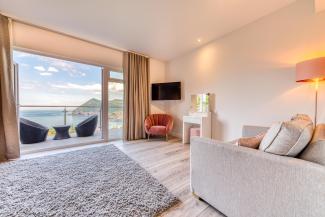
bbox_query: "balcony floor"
[20,128,122,155]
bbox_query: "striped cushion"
[259,114,313,157]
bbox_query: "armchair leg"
[147,134,150,141]
[166,134,168,141]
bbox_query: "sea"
[20,110,122,129]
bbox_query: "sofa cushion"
[259,115,313,156]
[299,124,325,166]
[290,113,312,122]
[238,132,266,149]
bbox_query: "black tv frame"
[151,82,181,101]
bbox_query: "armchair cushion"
[149,126,167,135]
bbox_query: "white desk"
[182,112,211,144]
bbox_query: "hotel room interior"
[0,0,324,216]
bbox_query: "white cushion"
[299,124,325,166]
[259,115,313,157]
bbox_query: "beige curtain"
[0,14,20,161]
[123,52,150,140]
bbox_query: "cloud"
[26,52,98,77]
[40,72,53,76]
[49,60,91,77]
[109,83,124,91]
[14,52,31,58]
[20,63,30,68]
[34,66,46,71]
[48,66,59,72]
[19,80,41,90]
[51,83,101,91]
[20,83,35,90]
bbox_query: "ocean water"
[20,110,122,129]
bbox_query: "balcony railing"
[18,105,123,125]
[18,104,123,137]
[19,105,102,129]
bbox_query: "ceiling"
[0,0,296,61]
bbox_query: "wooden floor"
[22,138,224,217]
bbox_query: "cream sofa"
[190,126,325,217]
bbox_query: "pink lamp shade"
[296,57,325,82]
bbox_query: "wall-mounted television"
[152,82,181,100]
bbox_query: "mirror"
[190,93,210,113]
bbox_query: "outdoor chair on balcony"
[75,115,98,137]
[20,118,49,144]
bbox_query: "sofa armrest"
[190,137,325,217]
[242,125,269,137]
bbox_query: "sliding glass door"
[14,50,106,153]
[13,50,124,153]
[108,71,124,140]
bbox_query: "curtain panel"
[123,52,150,140]
[0,14,20,160]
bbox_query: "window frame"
[13,48,124,144]
[105,69,124,141]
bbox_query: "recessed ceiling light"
[197,38,202,43]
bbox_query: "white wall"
[150,59,167,113]
[12,21,123,70]
[166,0,325,140]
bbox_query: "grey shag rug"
[0,145,179,217]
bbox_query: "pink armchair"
[144,114,174,140]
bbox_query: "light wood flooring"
[21,138,224,217]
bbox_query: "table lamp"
[296,57,325,124]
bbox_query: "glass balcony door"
[13,49,125,150]
[14,50,103,145]
[108,71,123,140]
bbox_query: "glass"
[110,71,123,80]
[108,81,124,140]
[19,106,102,138]
[14,50,103,139]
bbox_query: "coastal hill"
[109,98,123,109]
[72,98,101,115]
[72,98,123,115]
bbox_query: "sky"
[14,51,123,108]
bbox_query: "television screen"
[152,82,181,100]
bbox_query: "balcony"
[19,105,123,154]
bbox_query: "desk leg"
[183,122,191,144]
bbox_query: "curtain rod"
[1,12,150,58]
